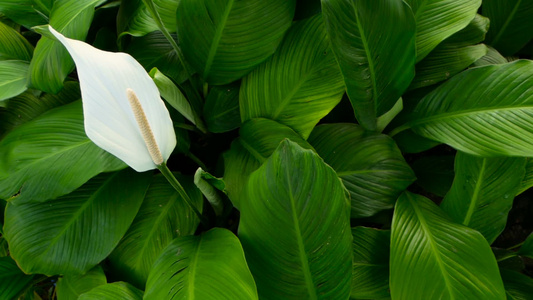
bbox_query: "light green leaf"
[222,118,312,208]
[239,140,352,299]
[0,21,33,61]
[108,173,202,289]
[518,159,533,195]
[0,101,125,203]
[176,0,295,85]
[0,60,29,102]
[309,123,415,218]
[518,233,533,259]
[144,228,258,300]
[321,0,416,131]
[204,82,241,133]
[79,282,143,300]
[0,256,35,299]
[240,14,345,139]
[440,152,525,244]
[500,269,533,300]
[56,265,107,300]
[392,60,533,157]
[405,0,481,61]
[0,0,49,29]
[29,0,100,93]
[473,46,509,67]
[194,168,225,216]
[390,192,506,299]
[351,227,390,299]
[3,169,151,275]
[483,0,533,56]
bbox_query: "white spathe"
[49,27,176,172]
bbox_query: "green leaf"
[500,269,533,300]
[176,0,295,85]
[405,0,481,62]
[3,169,151,275]
[440,152,525,244]
[392,129,441,153]
[351,227,390,299]
[411,155,455,197]
[392,60,533,157]
[117,0,158,37]
[144,228,258,300]
[194,168,225,216]
[518,159,533,195]
[78,282,143,300]
[204,82,241,133]
[517,233,533,259]
[0,101,125,203]
[222,118,312,208]
[0,256,35,299]
[472,45,509,67]
[0,0,49,29]
[483,0,533,56]
[390,192,506,299]
[56,265,107,300]
[309,123,415,218]
[108,173,202,289]
[29,0,100,93]
[240,14,345,138]
[0,21,33,61]
[321,0,416,131]
[0,60,29,102]
[239,140,352,299]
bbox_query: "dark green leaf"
[239,140,352,299]
[79,282,143,300]
[518,159,533,195]
[56,265,107,300]
[411,155,455,197]
[0,256,35,299]
[0,0,49,29]
[0,21,33,60]
[117,0,157,37]
[500,269,533,300]
[518,233,533,259]
[0,60,29,101]
[204,82,240,133]
[3,169,151,275]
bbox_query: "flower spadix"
[49,27,176,172]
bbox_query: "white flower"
[49,26,176,172]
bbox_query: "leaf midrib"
[490,0,522,46]
[187,237,202,300]
[203,0,234,78]
[463,158,486,226]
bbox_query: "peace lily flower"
[49,26,176,172]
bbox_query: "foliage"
[0,0,532,299]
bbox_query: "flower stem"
[157,163,209,227]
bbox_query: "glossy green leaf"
[79,282,143,300]
[0,21,33,61]
[29,0,99,93]
[483,0,533,56]
[321,0,416,131]
[351,227,390,299]
[392,60,533,157]
[0,60,29,102]
[239,140,352,299]
[411,155,455,197]
[108,173,202,289]
[144,228,257,300]
[472,46,509,67]
[240,14,345,138]
[390,192,506,299]
[0,101,125,203]
[0,256,35,299]
[194,168,225,216]
[56,265,107,300]
[223,118,312,208]
[204,82,241,133]
[518,159,533,195]
[3,169,150,275]
[440,152,525,244]
[176,0,295,85]
[117,0,158,37]
[0,0,49,29]
[518,233,533,259]
[309,123,415,218]
[405,0,481,61]
[500,269,533,300]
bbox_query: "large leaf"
[0,256,35,299]
[144,228,258,300]
[56,265,107,300]
[0,101,125,203]
[0,0,49,29]
[0,60,29,102]
[483,0,533,56]
[240,14,345,139]
[390,192,506,299]
[29,0,100,93]
[321,0,416,131]
[239,140,352,299]
[500,269,533,300]
[472,46,509,67]
[222,118,312,208]
[78,282,143,300]
[350,227,390,299]
[176,0,295,85]
[440,152,525,244]
[405,0,481,61]
[391,60,533,157]
[309,123,415,218]
[117,0,179,37]
[0,21,33,61]
[204,82,241,133]
[3,169,150,275]
[108,173,202,289]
